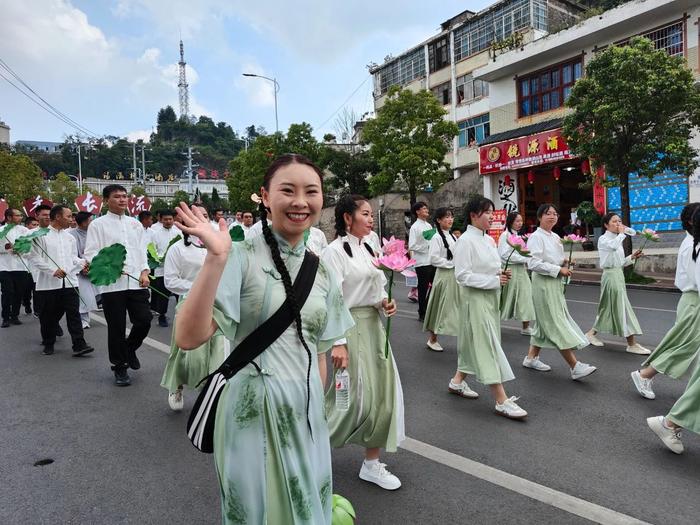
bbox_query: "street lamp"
[242,73,280,134]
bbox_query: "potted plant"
[575,201,602,251]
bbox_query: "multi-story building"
[473,0,700,231]
[0,120,9,145]
[370,0,584,183]
[14,140,63,153]
[83,177,229,201]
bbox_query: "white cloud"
[234,62,276,109]
[125,129,152,142]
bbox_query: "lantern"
[581,159,590,175]
[504,174,511,186]
[527,170,535,185]
[553,166,561,181]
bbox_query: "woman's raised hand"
[174,202,231,257]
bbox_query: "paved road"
[1,284,698,524]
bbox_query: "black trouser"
[36,286,85,348]
[0,270,27,321]
[415,265,436,320]
[23,276,34,309]
[101,289,152,370]
[149,276,171,317]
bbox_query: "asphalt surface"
[1,284,699,524]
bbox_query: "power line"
[0,56,100,138]
[315,75,371,131]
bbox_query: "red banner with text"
[479,128,574,175]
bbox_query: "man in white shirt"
[30,205,94,356]
[150,209,180,327]
[84,184,152,386]
[0,208,29,327]
[408,201,434,321]
[70,211,98,329]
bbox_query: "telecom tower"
[177,40,190,121]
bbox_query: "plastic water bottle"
[335,369,350,411]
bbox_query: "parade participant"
[69,211,98,329]
[22,215,39,315]
[524,204,597,379]
[138,210,154,248]
[0,208,29,327]
[449,196,527,420]
[585,213,649,354]
[307,225,328,256]
[31,205,53,324]
[210,208,225,229]
[29,205,94,356]
[366,229,382,254]
[423,207,459,352]
[174,154,353,524]
[240,210,255,237]
[323,194,405,490]
[646,210,700,454]
[161,204,227,411]
[408,201,434,322]
[150,209,180,327]
[632,203,700,399]
[498,211,536,335]
[84,184,152,387]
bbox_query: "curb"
[571,279,680,293]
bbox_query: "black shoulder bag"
[187,251,319,453]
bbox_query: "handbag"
[187,251,319,453]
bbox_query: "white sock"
[364,458,379,466]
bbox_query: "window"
[618,20,685,57]
[431,82,451,105]
[458,114,490,148]
[518,57,583,117]
[456,75,489,103]
[428,36,450,73]
[378,47,426,95]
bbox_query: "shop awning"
[479,118,563,147]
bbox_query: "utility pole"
[77,143,83,194]
[182,145,198,197]
[141,145,146,182]
[132,142,138,182]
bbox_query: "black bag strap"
[215,250,319,380]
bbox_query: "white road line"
[90,313,171,354]
[89,312,651,524]
[400,437,651,525]
[566,299,676,314]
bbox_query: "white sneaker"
[426,340,444,352]
[522,356,552,372]
[631,370,656,400]
[82,321,90,329]
[647,416,683,454]
[585,330,604,347]
[168,387,184,411]
[495,396,527,419]
[520,327,534,336]
[571,361,597,380]
[359,461,402,490]
[626,343,651,355]
[448,380,479,399]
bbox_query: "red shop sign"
[479,128,573,175]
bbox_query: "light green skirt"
[530,273,588,350]
[457,287,514,385]
[668,359,700,435]
[592,267,642,337]
[325,306,404,452]
[500,263,535,322]
[643,291,700,379]
[423,267,462,336]
[160,304,228,392]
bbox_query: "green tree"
[150,198,170,214]
[48,172,80,205]
[361,87,458,205]
[564,37,700,233]
[0,149,46,208]
[285,122,321,163]
[319,147,376,196]
[171,190,190,207]
[131,185,147,197]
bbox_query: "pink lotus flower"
[372,252,416,275]
[562,234,586,244]
[506,234,530,254]
[640,228,660,242]
[381,236,405,256]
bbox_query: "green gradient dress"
[498,230,535,322]
[423,230,461,336]
[211,235,354,524]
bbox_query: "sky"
[0,0,493,144]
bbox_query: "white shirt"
[246,219,271,239]
[0,224,30,272]
[151,225,181,277]
[498,230,529,265]
[598,228,636,269]
[28,226,85,291]
[84,211,149,294]
[163,238,206,297]
[366,230,382,255]
[454,225,501,290]
[527,228,564,278]
[429,229,457,269]
[307,227,328,256]
[675,233,696,292]
[322,234,388,310]
[408,218,433,267]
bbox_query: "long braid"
[259,202,315,437]
[436,227,453,260]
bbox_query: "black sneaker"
[43,345,54,355]
[114,368,131,386]
[56,325,64,336]
[10,317,22,326]
[128,352,141,370]
[1,320,9,328]
[24,305,32,314]
[158,315,169,327]
[73,344,95,357]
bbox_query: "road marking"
[566,299,676,314]
[400,437,652,525]
[89,313,651,524]
[90,313,171,354]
